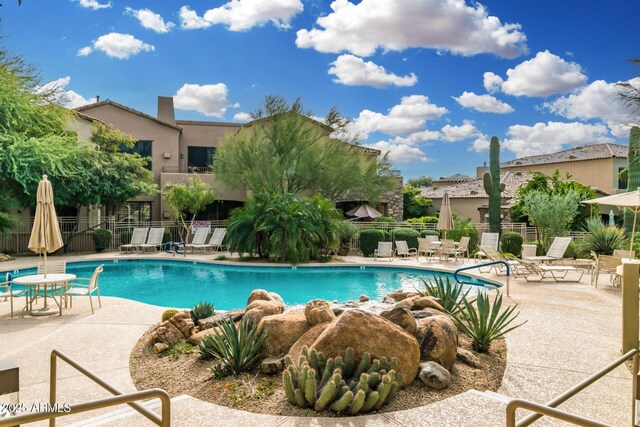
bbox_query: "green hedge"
[500,232,523,257]
[373,216,397,223]
[405,216,438,224]
[360,229,391,256]
[420,230,439,237]
[393,228,420,249]
[93,228,113,253]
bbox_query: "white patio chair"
[119,228,148,253]
[475,232,499,263]
[417,238,437,262]
[192,228,228,253]
[512,259,584,283]
[183,228,210,253]
[0,275,27,318]
[139,228,165,252]
[62,264,103,314]
[524,237,572,264]
[374,242,394,261]
[395,240,417,259]
[456,236,471,260]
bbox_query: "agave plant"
[453,292,526,353]
[419,276,471,316]
[190,301,215,325]
[199,316,266,376]
[577,217,627,256]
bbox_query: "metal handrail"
[454,261,510,295]
[0,349,170,427]
[506,349,639,426]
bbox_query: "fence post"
[621,260,640,354]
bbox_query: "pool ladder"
[453,261,510,295]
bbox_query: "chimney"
[476,161,488,179]
[96,95,100,103]
[157,96,175,125]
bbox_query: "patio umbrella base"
[29,307,58,316]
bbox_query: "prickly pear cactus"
[624,127,640,233]
[282,347,401,414]
[482,136,505,233]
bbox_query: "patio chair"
[477,247,519,274]
[439,239,457,261]
[374,242,394,261]
[475,232,499,262]
[62,264,103,314]
[36,260,67,304]
[183,228,210,253]
[524,237,572,264]
[590,251,622,288]
[193,228,228,253]
[395,240,417,259]
[512,259,585,282]
[0,274,27,318]
[456,236,471,260]
[119,228,148,253]
[417,238,437,262]
[139,228,165,252]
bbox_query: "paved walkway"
[0,252,631,426]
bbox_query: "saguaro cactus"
[624,126,640,233]
[482,136,506,233]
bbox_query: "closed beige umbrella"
[28,175,64,276]
[437,191,454,239]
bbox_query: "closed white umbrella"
[437,191,454,239]
[27,175,64,276]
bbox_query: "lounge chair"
[417,238,437,262]
[524,237,572,264]
[183,228,210,253]
[139,228,165,252]
[193,228,228,253]
[374,242,394,261]
[512,259,585,282]
[62,265,103,314]
[475,232,499,262]
[120,228,148,253]
[477,247,519,274]
[395,240,417,258]
[0,275,27,318]
[590,251,622,288]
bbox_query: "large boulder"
[305,310,420,387]
[288,323,331,363]
[395,295,445,313]
[188,326,220,345]
[247,289,277,306]
[244,300,284,325]
[258,312,310,357]
[416,315,458,370]
[148,312,195,346]
[383,290,420,303]
[198,308,245,330]
[304,299,336,326]
[379,307,417,337]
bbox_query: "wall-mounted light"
[163,152,171,159]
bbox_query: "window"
[619,167,628,190]
[107,202,152,223]
[188,146,216,172]
[120,140,152,170]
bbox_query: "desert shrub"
[405,216,439,225]
[199,317,265,376]
[446,217,479,253]
[92,228,113,252]
[163,229,173,243]
[373,216,396,223]
[337,223,359,256]
[360,229,390,256]
[576,218,627,256]
[564,241,577,259]
[161,309,179,322]
[500,232,523,257]
[420,276,471,316]
[392,228,420,249]
[420,230,439,237]
[283,346,401,414]
[190,301,215,325]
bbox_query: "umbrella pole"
[630,208,638,257]
[43,251,47,278]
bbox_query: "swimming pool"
[5,260,498,310]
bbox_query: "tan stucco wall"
[177,121,241,173]
[68,116,95,142]
[502,158,625,195]
[429,197,487,222]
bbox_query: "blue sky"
[2,0,639,180]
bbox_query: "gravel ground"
[130,331,507,416]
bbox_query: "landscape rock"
[331,306,345,316]
[153,343,169,353]
[198,308,245,330]
[304,299,336,326]
[244,300,285,325]
[260,356,285,375]
[148,312,195,346]
[395,295,445,313]
[416,315,458,370]
[359,294,370,302]
[187,327,220,346]
[305,310,420,387]
[418,361,451,390]
[287,323,331,364]
[247,289,275,305]
[258,312,310,357]
[457,347,482,369]
[379,307,417,336]
[411,308,446,319]
[269,292,285,306]
[383,290,420,304]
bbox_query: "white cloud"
[389,129,442,145]
[483,71,503,93]
[179,0,303,32]
[454,91,514,113]
[487,50,587,97]
[328,54,417,88]
[37,76,96,108]
[364,141,429,163]
[174,83,236,118]
[348,95,448,139]
[233,112,252,122]
[78,33,154,59]
[77,0,111,10]
[125,8,175,33]
[470,134,490,152]
[545,77,640,138]
[441,120,481,142]
[503,121,612,157]
[296,0,528,58]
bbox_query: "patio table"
[13,273,76,316]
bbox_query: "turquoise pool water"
[5,260,497,310]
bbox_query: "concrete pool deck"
[0,252,631,426]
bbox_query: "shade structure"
[345,203,382,219]
[437,191,454,238]
[27,175,64,276]
[582,187,640,255]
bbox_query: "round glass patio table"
[13,273,76,316]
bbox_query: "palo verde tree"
[163,176,216,242]
[212,96,396,204]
